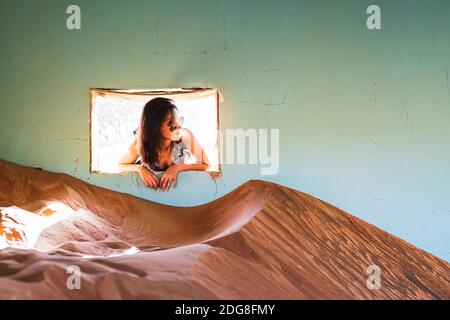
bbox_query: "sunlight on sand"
[80,246,140,259]
[0,202,74,249]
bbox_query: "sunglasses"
[167,116,184,132]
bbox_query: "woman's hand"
[137,165,159,190]
[160,164,180,191]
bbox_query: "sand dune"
[0,159,448,299]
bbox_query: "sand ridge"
[0,159,448,299]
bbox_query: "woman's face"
[160,111,177,140]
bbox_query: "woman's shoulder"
[179,128,194,141]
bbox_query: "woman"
[118,97,209,191]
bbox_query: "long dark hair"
[137,97,177,167]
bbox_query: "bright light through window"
[90,88,220,174]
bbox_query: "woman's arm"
[175,163,208,172]
[159,129,209,191]
[159,163,208,192]
[118,138,159,189]
[117,137,140,173]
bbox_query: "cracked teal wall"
[0,0,449,261]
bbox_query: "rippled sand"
[0,160,448,299]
